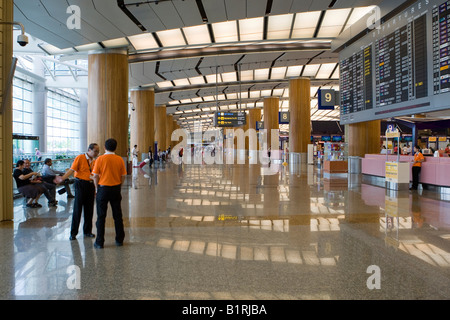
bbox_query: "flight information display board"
[340,45,373,115]
[214,111,246,127]
[433,1,450,94]
[339,0,450,125]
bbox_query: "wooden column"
[166,114,173,149]
[154,105,167,151]
[347,120,381,157]
[248,108,261,151]
[242,112,250,150]
[289,78,311,157]
[0,0,14,221]
[263,97,279,149]
[88,49,128,157]
[130,88,155,160]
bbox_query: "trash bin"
[348,156,361,174]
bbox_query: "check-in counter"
[361,154,450,188]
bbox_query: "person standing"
[35,148,42,161]
[410,145,425,190]
[131,144,138,166]
[148,146,154,167]
[92,138,127,248]
[61,143,100,240]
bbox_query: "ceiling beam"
[152,78,339,94]
[128,42,332,63]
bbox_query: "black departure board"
[340,45,373,115]
[338,0,450,125]
[375,15,428,107]
[214,111,246,127]
[433,1,450,94]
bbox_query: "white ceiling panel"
[224,0,246,21]
[127,4,166,32]
[158,60,176,74]
[308,0,335,11]
[149,1,185,29]
[167,70,189,81]
[92,0,143,36]
[142,61,160,83]
[172,0,204,26]
[290,0,314,13]
[67,0,127,40]
[129,63,154,85]
[240,52,281,65]
[13,5,75,48]
[170,59,192,74]
[202,0,228,23]
[41,0,110,43]
[331,0,358,9]
[270,0,294,15]
[246,0,266,18]
[14,0,90,46]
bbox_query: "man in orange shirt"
[410,145,425,190]
[92,138,127,248]
[61,143,100,240]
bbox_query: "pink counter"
[362,154,450,187]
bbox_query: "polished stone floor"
[1,162,450,300]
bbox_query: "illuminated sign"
[214,111,246,127]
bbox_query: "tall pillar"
[247,108,261,163]
[289,77,311,163]
[347,120,381,157]
[242,112,250,151]
[166,114,173,149]
[130,88,155,160]
[77,88,88,152]
[32,60,47,152]
[263,97,279,149]
[0,0,14,221]
[88,49,129,157]
[154,105,167,152]
[172,119,181,147]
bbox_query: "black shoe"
[115,242,123,247]
[48,201,58,207]
[84,233,95,238]
[67,195,75,199]
[94,242,103,249]
[409,187,417,190]
[69,235,76,240]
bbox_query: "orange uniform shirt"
[413,152,424,167]
[71,153,95,181]
[92,153,127,186]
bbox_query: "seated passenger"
[13,160,44,208]
[41,158,74,198]
[23,159,58,206]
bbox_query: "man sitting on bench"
[42,158,75,199]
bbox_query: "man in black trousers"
[92,138,127,248]
[61,143,100,240]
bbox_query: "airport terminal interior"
[1,0,450,300]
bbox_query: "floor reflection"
[2,162,450,299]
